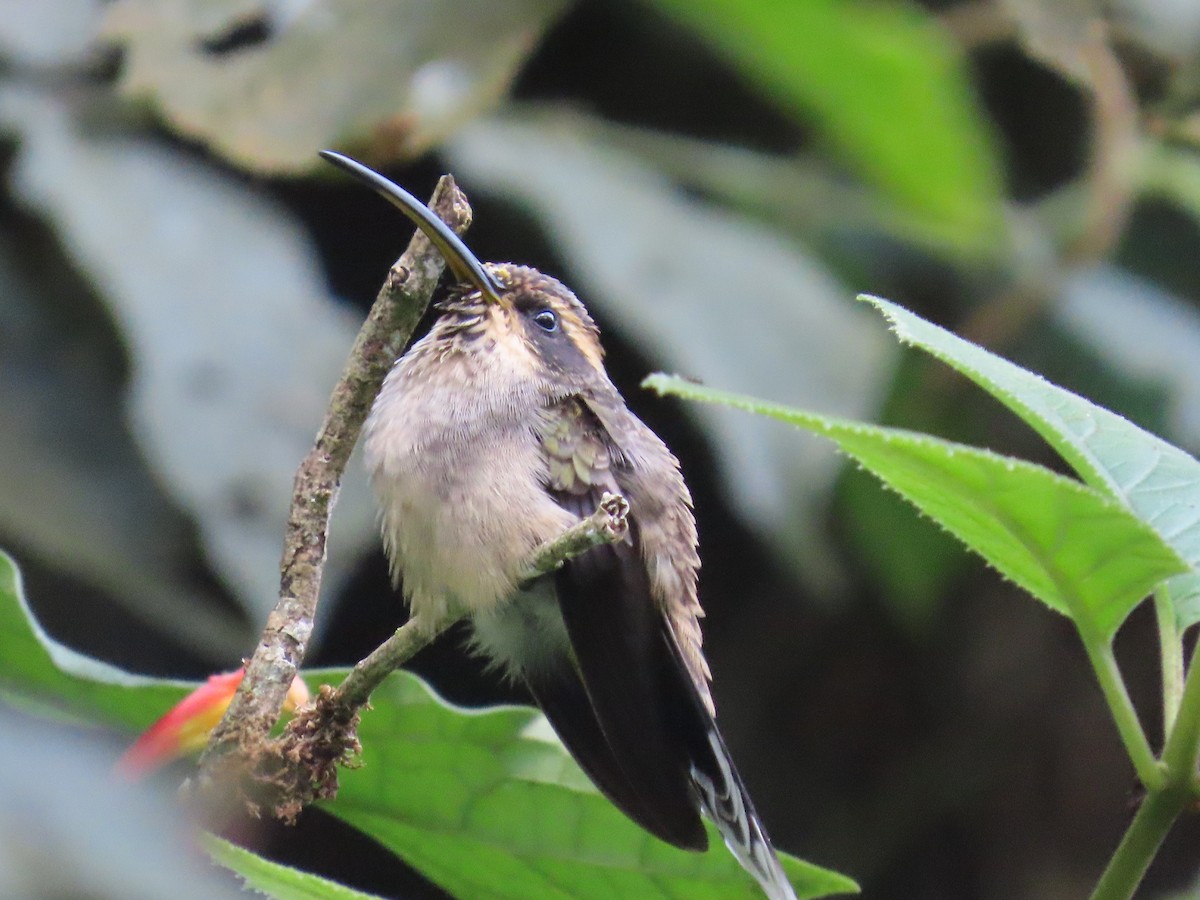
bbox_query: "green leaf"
[863,294,1200,629]
[203,834,388,899]
[328,673,856,900]
[646,0,1003,255]
[0,549,195,729]
[644,376,1188,643]
[0,550,857,899]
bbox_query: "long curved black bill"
[318,150,500,301]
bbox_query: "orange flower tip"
[115,668,310,780]
[284,673,312,713]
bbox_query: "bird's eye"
[532,309,559,332]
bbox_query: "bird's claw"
[598,492,630,541]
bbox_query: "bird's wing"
[520,640,695,847]
[531,397,706,849]
[578,391,709,706]
[534,395,796,898]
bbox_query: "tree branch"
[194,174,473,790]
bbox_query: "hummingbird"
[321,150,796,899]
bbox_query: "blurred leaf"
[1108,0,1200,60]
[868,294,1200,629]
[0,549,194,729]
[646,374,1188,642]
[204,834,387,899]
[837,466,969,635]
[0,707,244,900]
[0,0,105,68]
[100,0,567,174]
[447,110,895,595]
[0,87,379,626]
[0,549,857,899]
[645,0,1004,256]
[576,119,991,263]
[0,197,248,655]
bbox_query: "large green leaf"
[0,550,856,899]
[328,673,855,899]
[644,377,1188,643]
[647,0,1003,255]
[203,835,387,899]
[863,295,1200,629]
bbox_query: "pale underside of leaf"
[0,85,379,629]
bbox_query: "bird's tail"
[690,725,796,900]
[660,627,796,900]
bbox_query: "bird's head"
[321,151,606,387]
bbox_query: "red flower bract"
[116,669,310,779]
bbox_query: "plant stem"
[331,614,462,710]
[521,492,630,583]
[1091,626,1200,899]
[1085,640,1165,791]
[1162,634,1200,781]
[1154,584,1184,736]
[1090,785,1187,900]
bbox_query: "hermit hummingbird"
[321,151,795,899]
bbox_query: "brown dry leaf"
[100,0,566,173]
